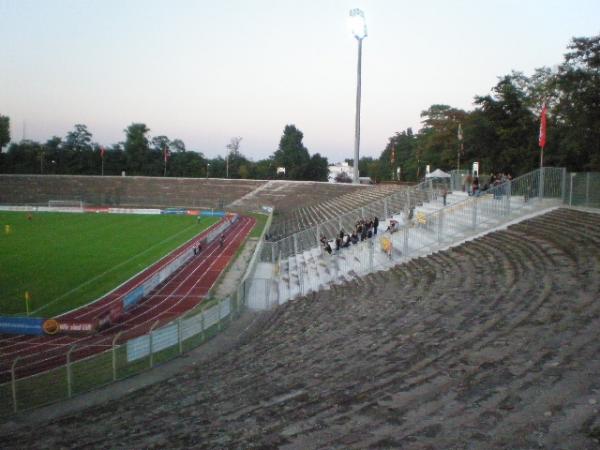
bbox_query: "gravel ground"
[1,208,600,449]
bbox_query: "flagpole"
[163,145,167,177]
[457,148,460,172]
[100,146,105,176]
[538,101,547,200]
[457,123,463,172]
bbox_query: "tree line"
[0,120,329,181]
[0,34,598,182]
[367,34,600,181]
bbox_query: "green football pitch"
[0,212,219,318]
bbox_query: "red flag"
[163,146,170,163]
[538,102,547,149]
[100,146,105,159]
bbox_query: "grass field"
[0,212,219,318]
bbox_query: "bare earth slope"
[2,208,600,449]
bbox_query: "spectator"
[465,173,473,195]
[373,216,379,235]
[472,176,480,196]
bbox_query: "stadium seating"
[227,179,369,212]
[267,183,412,240]
[2,208,598,448]
[0,175,265,209]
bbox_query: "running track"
[0,215,256,381]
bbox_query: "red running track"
[0,215,256,381]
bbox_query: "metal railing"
[265,167,568,305]
[0,213,271,418]
[565,172,600,208]
[260,178,448,262]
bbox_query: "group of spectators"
[320,216,380,255]
[465,172,512,196]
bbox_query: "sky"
[1,0,599,163]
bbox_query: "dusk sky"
[1,0,599,163]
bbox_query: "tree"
[63,124,95,174]
[64,124,93,152]
[253,158,275,179]
[170,139,186,153]
[151,135,170,153]
[553,34,600,170]
[273,125,310,180]
[0,115,10,152]
[304,153,329,181]
[417,105,467,172]
[43,136,62,174]
[169,150,206,177]
[335,171,352,183]
[225,137,247,179]
[124,123,151,175]
[473,75,537,174]
[4,140,43,173]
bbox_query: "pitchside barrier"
[0,211,258,418]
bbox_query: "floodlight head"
[349,8,367,40]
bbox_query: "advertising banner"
[58,321,96,334]
[123,286,144,311]
[200,210,226,217]
[0,317,57,335]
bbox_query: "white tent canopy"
[426,169,451,178]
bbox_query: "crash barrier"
[0,212,263,418]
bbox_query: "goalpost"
[48,200,85,210]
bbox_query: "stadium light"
[349,8,367,184]
[206,163,210,179]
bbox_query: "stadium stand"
[0,174,266,209]
[267,183,415,240]
[226,179,370,212]
[1,208,599,448]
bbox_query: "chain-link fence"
[565,172,600,208]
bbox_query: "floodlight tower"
[349,8,367,184]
